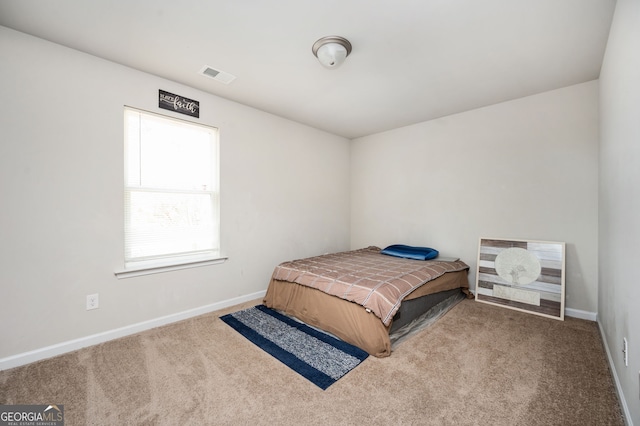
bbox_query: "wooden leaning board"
[475,238,565,320]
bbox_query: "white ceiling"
[0,0,616,139]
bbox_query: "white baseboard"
[0,296,604,373]
[597,320,634,426]
[0,290,266,372]
[564,307,597,321]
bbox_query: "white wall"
[0,26,350,361]
[351,81,599,315]
[599,0,640,423]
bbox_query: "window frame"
[115,107,226,279]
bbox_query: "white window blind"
[123,107,220,267]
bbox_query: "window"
[121,107,221,274]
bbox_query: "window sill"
[114,256,228,279]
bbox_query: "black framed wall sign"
[159,90,200,118]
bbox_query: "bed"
[263,246,471,357]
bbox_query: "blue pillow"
[380,244,439,260]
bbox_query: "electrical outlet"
[623,337,628,367]
[86,293,99,310]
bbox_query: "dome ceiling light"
[312,36,352,69]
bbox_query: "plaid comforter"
[271,246,469,325]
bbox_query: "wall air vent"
[199,66,236,84]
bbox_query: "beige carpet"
[0,299,624,425]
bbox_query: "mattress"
[270,246,470,325]
[264,269,470,357]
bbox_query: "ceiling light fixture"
[312,36,352,69]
